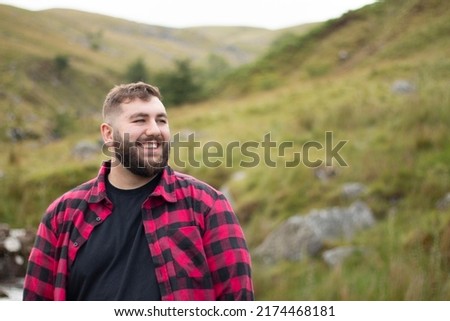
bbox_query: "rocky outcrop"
[0,224,34,282]
[436,193,450,210]
[0,224,34,300]
[253,201,375,264]
[322,246,369,267]
[391,79,416,94]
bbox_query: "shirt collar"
[88,161,177,204]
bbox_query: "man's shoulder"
[168,169,236,215]
[47,176,98,211]
[39,176,100,234]
[173,170,214,189]
[172,170,218,193]
[72,176,99,194]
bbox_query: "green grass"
[0,0,449,300]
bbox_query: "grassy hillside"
[1,0,449,300]
[0,4,316,142]
[0,5,292,69]
[219,0,450,96]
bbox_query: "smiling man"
[23,82,254,301]
[104,87,171,186]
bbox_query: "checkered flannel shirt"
[23,161,254,300]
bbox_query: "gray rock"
[314,166,337,182]
[0,223,9,240]
[254,216,323,263]
[341,182,367,199]
[436,193,450,210]
[391,79,416,94]
[338,50,350,62]
[322,246,361,267]
[3,237,21,253]
[0,288,7,298]
[253,201,375,263]
[72,140,100,160]
[306,201,375,241]
[0,225,35,281]
[0,278,24,301]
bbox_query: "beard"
[112,130,169,178]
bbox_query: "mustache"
[110,133,169,146]
[134,135,169,147]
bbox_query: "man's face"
[111,97,170,178]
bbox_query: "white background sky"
[0,0,377,29]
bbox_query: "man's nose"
[145,119,161,136]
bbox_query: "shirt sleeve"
[202,194,254,300]
[22,212,58,300]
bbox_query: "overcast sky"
[0,0,377,29]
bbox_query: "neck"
[108,163,157,190]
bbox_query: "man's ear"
[100,122,114,144]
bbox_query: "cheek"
[161,127,171,141]
[123,128,144,141]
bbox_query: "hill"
[0,4,316,141]
[0,0,449,300]
[184,0,449,300]
[218,0,449,95]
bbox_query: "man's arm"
[203,194,254,300]
[23,215,58,300]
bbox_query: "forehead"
[119,97,167,118]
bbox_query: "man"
[23,82,254,300]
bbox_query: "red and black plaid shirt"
[23,161,254,300]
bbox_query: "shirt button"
[95,217,101,222]
[73,242,79,247]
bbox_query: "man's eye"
[133,119,145,123]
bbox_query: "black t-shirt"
[67,174,162,301]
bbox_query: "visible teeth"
[137,140,160,149]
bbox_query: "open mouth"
[142,141,160,149]
[136,140,162,149]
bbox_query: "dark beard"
[113,131,169,178]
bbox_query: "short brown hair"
[102,82,162,122]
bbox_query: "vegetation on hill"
[0,4,316,141]
[0,0,449,300]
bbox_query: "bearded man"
[23,82,254,301]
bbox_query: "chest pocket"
[165,226,210,279]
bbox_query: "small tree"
[54,54,70,78]
[155,59,201,106]
[125,57,149,83]
[87,29,103,51]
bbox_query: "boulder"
[253,216,323,263]
[254,201,375,263]
[322,246,368,267]
[0,224,35,281]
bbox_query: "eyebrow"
[128,112,168,120]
